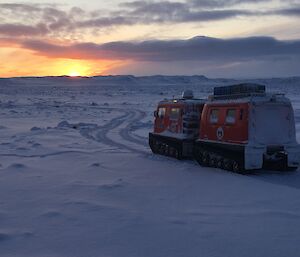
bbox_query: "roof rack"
[213,83,266,98]
[210,92,266,100]
[159,98,205,104]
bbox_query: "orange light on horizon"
[68,71,81,77]
[0,46,130,78]
[59,60,92,77]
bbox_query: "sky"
[0,0,299,78]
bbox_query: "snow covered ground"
[1,75,300,257]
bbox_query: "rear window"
[170,108,180,119]
[226,109,236,124]
[158,107,166,118]
[209,109,219,124]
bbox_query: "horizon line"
[1,74,300,80]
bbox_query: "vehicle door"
[154,106,167,133]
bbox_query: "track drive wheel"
[173,147,182,160]
[152,140,159,154]
[232,160,246,174]
[209,156,217,168]
[164,145,169,156]
[169,147,174,157]
[194,148,203,165]
[223,158,233,171]
[217,157,224,169]
[202,151,210,167]
[158,144,164,155]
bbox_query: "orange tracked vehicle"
[149,84,300,173]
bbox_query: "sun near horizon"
[68,71,81,77]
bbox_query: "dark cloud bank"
[22,36,300,62]
[19,36,300,77]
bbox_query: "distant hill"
[0,75,300,88]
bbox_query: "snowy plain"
[1,75,300,257]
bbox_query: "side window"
[226,109,236,124]
[209,109,219,124]
[158,107,166,118]
[170,108,180,120]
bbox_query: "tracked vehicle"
[149,84,300,173]
[149,90,205,159]
[194,84,299,173]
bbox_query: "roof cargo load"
[182,90,194,99]
[214,83,265,96]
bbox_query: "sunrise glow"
[0,0,299,77]
[61,61,94,77]
[68,71,81,77]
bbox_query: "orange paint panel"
[200,103,249,144]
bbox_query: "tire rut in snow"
[93,108,149,155]
[0,107,150,158]
[119,109,148,147]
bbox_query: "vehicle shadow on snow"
[250,169,300,189]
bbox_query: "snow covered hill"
[0,76,300,257]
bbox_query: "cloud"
[119,1,254,23]
[1,34,299,77]
[119,0,300,23]
[17,35,300,77]
[190,0,273,8]
[121,0,271,10]
[0,4,74,36]
[274,7,300,16]
[0,3,40,12]
[0,23,48,36]
[0,1,299,38]
[21,36,300,63]
[77,16,133,28]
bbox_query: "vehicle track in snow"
[93,108,150,155]
[119,109,149,147]
[77,107,150,155]
[0,105,151,159]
